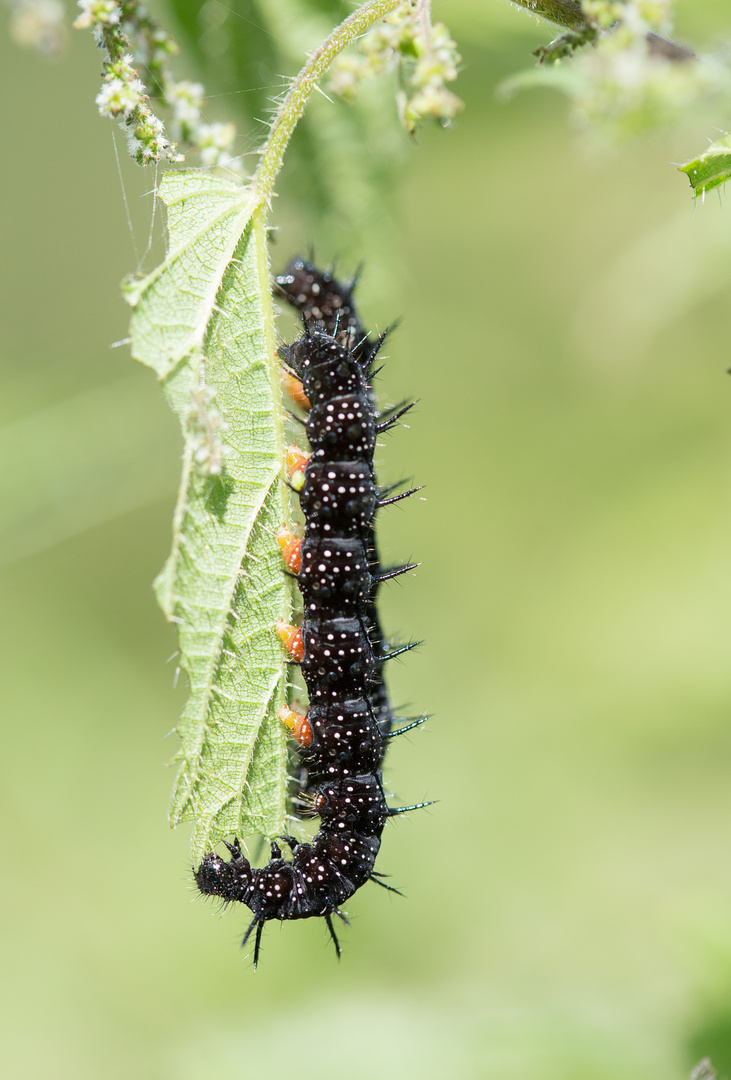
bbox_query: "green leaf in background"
[126,170,290,863]
[679,133,731,197]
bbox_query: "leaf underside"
[126,171,291,865]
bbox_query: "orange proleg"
[276,525,302,574]
[278,704,313,748]
[275,618,304,663]
[286,443,311,492]
[282,371,311,411]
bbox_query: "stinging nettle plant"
[72,0,462,865]
[58,0,731,867]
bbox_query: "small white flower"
[73,0,120,30]
[125,131,146,159]
[95,76,142,117]
[75,0,236,168]
[148,112,166,137]
[327,4,462,130]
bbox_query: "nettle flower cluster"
[73,0,239,169]
[517,0,726,137]
[574,0,726,133]
[583,1,672,36]
[328,0,462,132]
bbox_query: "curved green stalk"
[253,0,402,204]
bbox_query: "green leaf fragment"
[679,134,731,197]
[126,170,291,864]
[510,0,588,32]
[124,172,259,378]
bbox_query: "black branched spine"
[195,260,419,964]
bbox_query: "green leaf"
[509,0,588,32]
[679,134,731,198]
[124,172,259,378]
[126,170,291,863]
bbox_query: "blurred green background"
[4,1,731,1077]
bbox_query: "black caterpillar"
[274,260,419,738]
[195,260,426,965]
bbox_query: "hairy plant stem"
[253,0,403,203]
